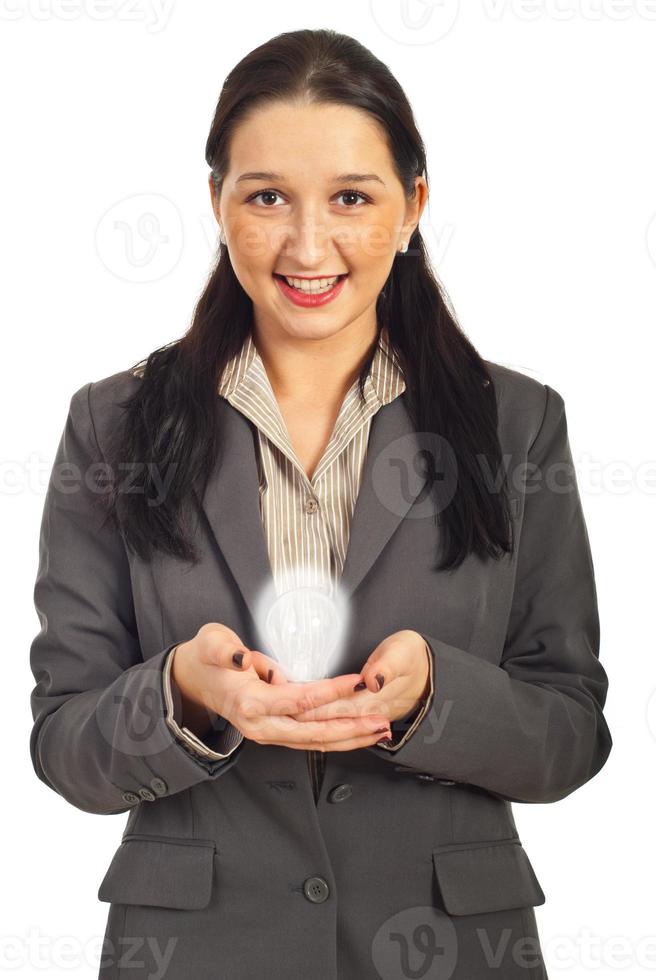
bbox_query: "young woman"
[29,28,612,980]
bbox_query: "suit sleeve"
[29,382,244,816]
[367,384,612,803]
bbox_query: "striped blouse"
[162,327,434,787]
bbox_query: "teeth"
[283,275,341,293]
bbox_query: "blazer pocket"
[97,834,216,910]
[432,837,545,916]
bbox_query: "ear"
[207,174,220,222]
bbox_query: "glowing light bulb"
[255,578,350,682]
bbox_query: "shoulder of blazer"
[73,369,142,461]
[482,357,562,457]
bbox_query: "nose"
[277,202,337,270]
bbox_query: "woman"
[29,28,612,980]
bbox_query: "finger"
[314,729,393,752]
[244,712,391,746]
[275,729,393,753]
[244,672,368,717]
[291,691,385,723]
[197,633,283,684]
[293,672,378,712]
[247,649,290,685]
[196,627,252,671]
[359,651,404,693]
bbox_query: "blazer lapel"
[192,397,274,641]
[193,392,430,647]
[339,391,431,600]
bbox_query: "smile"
[272,273,348,307]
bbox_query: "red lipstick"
[273,273,348,308]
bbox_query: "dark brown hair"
[104,28,513,572]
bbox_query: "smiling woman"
[29,26,610,980]
[208,97,427,339]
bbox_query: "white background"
[2,1,655,977]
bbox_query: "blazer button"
[149,777,168,796]
[303,876,330,904]
[327,783,352,803]
[138,787,156,802]
[121,791,140,805]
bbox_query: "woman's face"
[209,99,427,344]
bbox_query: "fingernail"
[232,651,244,667]
[378,737,393,746]
[353,680,367,691]
[374,726,389,734]
[375,673,385,691]
[267,668,273,683]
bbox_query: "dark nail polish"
[378,737,393,746]
[232,651,244,667]
[375,673,385,691]
[267,668,273,683]
[353,680,366,691]
[374,726,389,734]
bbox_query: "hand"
[290,630,432,728]
[171,622,287,738]
[171,622,393,750]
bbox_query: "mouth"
[272,272,349,307]
[273,273,348,292]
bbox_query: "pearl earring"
[219,227,226,245]
[398,241,408,253]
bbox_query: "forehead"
[226,100,392,183]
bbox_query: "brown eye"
[336,189,369,207]
[248,190,284,207]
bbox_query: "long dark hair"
[103,28,514,572]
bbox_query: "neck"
[252,318,385,407]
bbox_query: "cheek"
[227,211,279,265]
[347,245,395,298]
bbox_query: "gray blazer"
[29,361,612,980]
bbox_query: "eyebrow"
[236,171,386,187]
